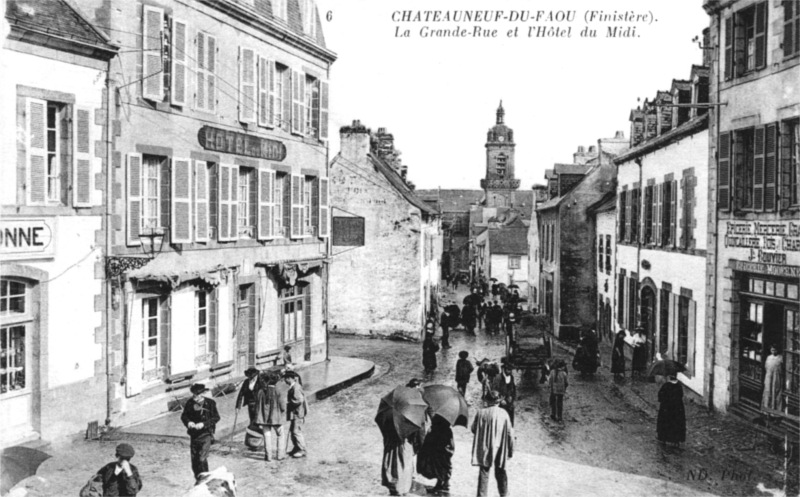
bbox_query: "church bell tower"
[481,101,520,207]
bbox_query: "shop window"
[0,325,26,395]
[508,256,521,270]
[785,1,800,59]
[196,291,208,359]
[281,285,306,343]
[142,297,161,378]
[786,309,799,416]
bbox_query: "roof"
[587,191,616,215]
[554,163,591,175]
[536,194,565,211]
[488,228,528,255]
[544,169,555,179]
[614,114,709,165]
[5,0,116,52]
[365,153,439,216]
[415,189,484,212]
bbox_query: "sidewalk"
[104,356,374,444]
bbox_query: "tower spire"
[496,100,504,125]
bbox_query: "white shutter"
[194,160,209,242]
[171,19,188,106]
[257,169,274,240]
[73,107,93,207]
[126,294,144,397]
[229,164,240,240]
[319,81,329,140]
[195,31,206,111]
[26,98,47,205]
[127,153,143,246]
[291,70,304,134]
[171,158,192,243]
[239,47,256,123]
[318,177,329,237]
[142,5,164,101]
[216,283,232,362]
[218,163,231,241]
[258,56,271,127]
[206,35,216,112]
[290,174,303,238]
[268,60,276,126]
[170,290,195,374]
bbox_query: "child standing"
[455,351,474,398]
[548,360,568,422]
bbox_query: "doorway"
[235,284,255,376]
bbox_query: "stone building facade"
[704,0,800,420]
[72,0,335,428]
[329,122,441,338]
[1,0,117,445]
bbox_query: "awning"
[256,257,325,287]
[126,251,232,288]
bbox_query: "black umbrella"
[375,386,428,441]
[508,284,520,289]
[646,359,686,378]
[422,385,469,427]
[1,446,51,494]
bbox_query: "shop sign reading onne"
[0,218,56,260]
[198,125,287,161]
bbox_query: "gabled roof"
[415,189,483,213]
[365,153,438,216]
[6,0,117,53]
[488,228,528,255]
[536,194,564,211]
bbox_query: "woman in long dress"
[657,375,686,446]
[416,416,454,495]
[611,330,627,379]
[422,331,440,374]
[762,345,784,412]
[631,329,647,379]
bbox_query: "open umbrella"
[489,278,498,282]
[646,359,686,378]
[422,385,469,427]
[508,284,520,289]
[375,386,428,441]
[1,446,51,495]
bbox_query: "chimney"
[340,120,371,162]
[577,145,586,154]
[588,145,597,154]
[615,130,625,139]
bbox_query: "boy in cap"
[455,351,474,398]
[181,383,221,480]
[93,443,142,496]
[284,371,308,458]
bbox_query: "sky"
[314,0,710,190]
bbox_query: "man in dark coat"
[235,366,262,425]
[461,304,477,334]
[488,302,504,336]
[440,309,453,349]
[93,443,142,496]
[181,383,221,479]
[492,362,517,425]
[417,415,455,495]
[657,375,686,446]
[423,332,440,373]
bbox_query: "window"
[644,185,654,245]
[1,280,26,316]
[281,285,306,343]
[681,171,695,249]
[142,156,162,233]
[786,308,799,416]
[142,297,161,376]
[677,296,690,365]
[618,189,627,242]
[780,119,799,208]
[238,168,253,237]
[508,256,521,269]
[724,2,767,80]
[45,103,61,202]
[302,0,317,37]
[722,124,783,212]
[272,0,287,21]
[275,64,289,130]
[597,235,604,268]
[304,75,320,137]
[196,291,208,358]
[275,172,286,237]
[303,176,313,235]
[0,326,26,395]
[785,1,800,59]
[195,31,217,112]
[661,180,675,246]
[496,154,507,177]
[605,234,612,274]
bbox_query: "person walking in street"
[611,329,627,380]
[440,308,452,349]
[181,383,220,480]
[236,367,262,426]
[471,390,513,497]
[461,303,477,335]
[417,415,454,495]
[631,328,648,380]
[548,360,569,422]
[423,329,440,374]
[255,372,287,461]
[489,302,503,336]
[762,345,784,412]
[284,371,308,458]
[657,375,686,447]
[455,350,474,398]
[492,361,517,426]
[92,443,143,496]
[381,406,425,496]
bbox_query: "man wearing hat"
[284,370,308,458]
[181,383,221,480]
[236,366,262,425]
[471,390,513,497]
[93,443,142,496]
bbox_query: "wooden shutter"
[218,163,231,241]
[230,165,240,240]
[764,123,777,211]
[319,177,329,237]
[624,190,632,242]
[779,122,798,210]
[171,158,192,243]
[127,153,143,246]
[206,35,216,112]
[291,70,304,134]
[196,32,206,111]
[142,5,164,101]
[170,19,188,106]
[258,56,271,127]
[654,183,662,246]
[319,81,329,140]
[290,174,303,238]
[26,98,47,205]
[718,132,731,211]
[733,13,745,78]
[170,290,195,374]
[239,47,256,123]
[754,2,767,70]
[126,295,144,397]
[311,177,320,237]
[194,160,209,242]
[724,16,733,80]
[753,126,766,211]
[216,283,233,363]
[74,106,93,207]
[311,79,320,139]
[268,61,276,126]
[196,32,217,112]
[257,169,275,240]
